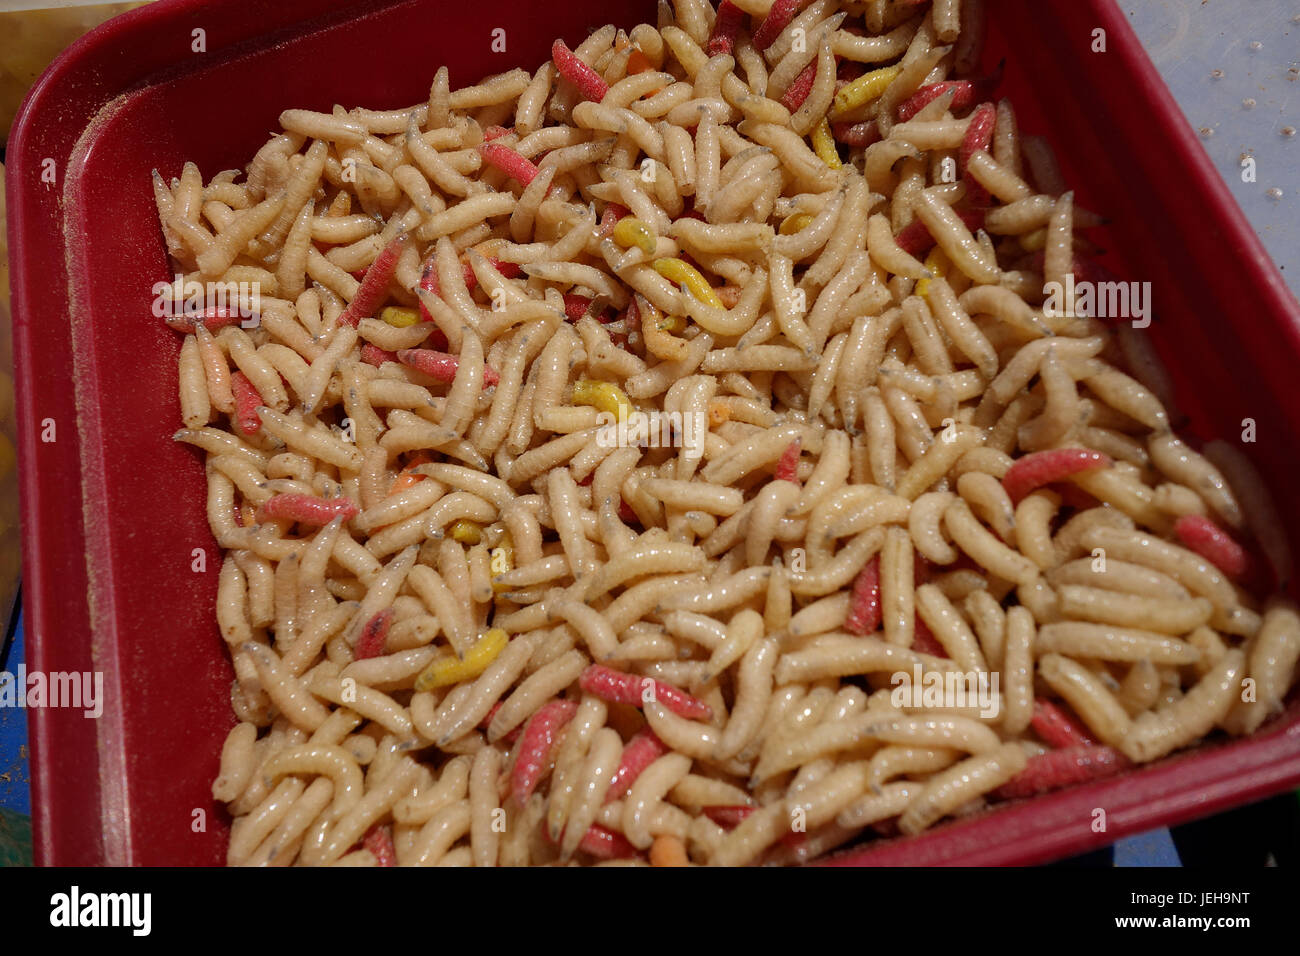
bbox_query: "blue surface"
[0,606,30,817]
[1115,827,1183,868]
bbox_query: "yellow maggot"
[380,306,420,328]
[448,518,483,545]
[780,212,816,235]
[811,117,842,170]
[414,628,509,690]
[612,216,658,255]
[830,65,900,117]
[915,246,948,298]
[653,257,724,309]
[572,378,634,421]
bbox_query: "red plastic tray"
[8,0,1300,866]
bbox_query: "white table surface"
[1126,0,1299,297]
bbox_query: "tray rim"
[9,0,1300,867]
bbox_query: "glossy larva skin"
[160,0,1298,866]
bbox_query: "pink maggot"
[353,608,394,661]
[552,39,609,103]
[844,556,882,636]
[578,664,713,722]
[511,699,578,805]
[1002,448,1112,504]
[339,232,409,327]
[603,727,668,804]
[994,745,1129,799]
[1030,699,1096,749]
[257,493,360,527]
[397,348,501,387]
